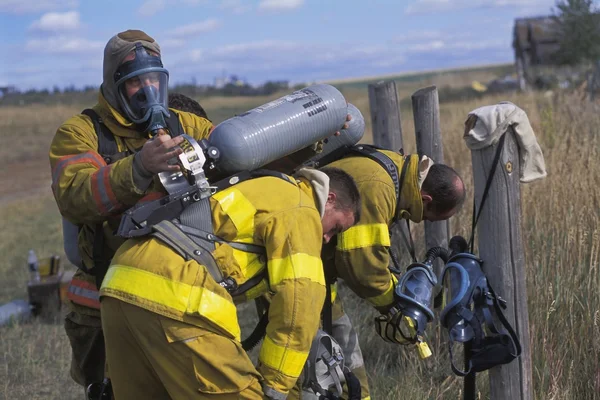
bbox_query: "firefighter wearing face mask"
[49,30,214,392]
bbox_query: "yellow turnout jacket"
[100,175,327,396]
[49,93,213,315]
[324,151,423,312]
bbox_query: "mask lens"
[441,265,467,310]
[118,69,169,124]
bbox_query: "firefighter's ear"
[421,192,432,205]
[327,191,337,205]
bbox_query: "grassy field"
[1,64,599,399]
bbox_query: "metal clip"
[219,277,238,292]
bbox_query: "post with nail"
[470,126,533,400]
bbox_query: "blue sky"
[0,0,558,90]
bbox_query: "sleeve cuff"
[132,152,154,191]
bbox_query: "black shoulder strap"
[165,110,184,138]
[81,108,130,164]
[351,146,417,262]
[348,145,410,221]
[250,168,297,186]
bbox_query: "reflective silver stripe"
[91,165,120,213]
[68,284,100,302]
[52,152,105,185]
[263,385,287,400]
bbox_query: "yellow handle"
[416,339,432,359]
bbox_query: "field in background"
[1,64,599,399]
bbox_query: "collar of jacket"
[295,174,327,218]
[294,168,329,218]
[394,153,424,224]
[93,91,149,139]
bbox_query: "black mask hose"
[423,246,452,265]
[449,235,468,256]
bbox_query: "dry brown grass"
[0,70,599,399]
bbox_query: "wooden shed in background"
[513,16,561,90]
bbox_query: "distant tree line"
[553,0,600,65]
[0,79,307,107]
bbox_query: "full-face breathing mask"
[439,237,521,376]
[375,235,521,372]
[375,246,451,358]
[114,42,170,134]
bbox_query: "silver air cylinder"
[208,84,348,174]
[313,103,365,164]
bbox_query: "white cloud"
[405,37,508,55]
[168,19,221,38]
[0,0,77,14]
[138,0,209,17]
[212,40,298,57]
[405,0,555,15]
[170,40,406,82]
[258,0,304,12]
[189,49,203,61]
[159,38,186,50]
[29,11,81,33]
[138,0,166,17]
[220,0,251,14]
[25,36,104,54]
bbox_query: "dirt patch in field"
[0,158,52,205]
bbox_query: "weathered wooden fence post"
[411,86,448,276]
[368,81,403,151]
[470,128,533,400]
[367,80,412,264]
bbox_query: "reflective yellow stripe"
[269,253,324,286]
[259,335,308,378]
[330,283,337,304]
[213,188,256,242]
[366,274,398,307]
[101,265,241,340]
[337,223,390,251]
[242,279,269,301]
[232,248,263,278]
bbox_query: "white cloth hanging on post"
[463,101,547,183]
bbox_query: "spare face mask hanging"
[439,238,522,376]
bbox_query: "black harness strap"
[468,133,507,253]
[81,109,130,164]
[80,108,184,285]
[322,273,335,335]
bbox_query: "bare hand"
[334,113,352,137]
[139,134,184,174]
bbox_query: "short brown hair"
[168,93,210,121]
[321,167,361,223]
[421,164,466,214]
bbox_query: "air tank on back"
[308,103,365,167]
[208,84,348,174]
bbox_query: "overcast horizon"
[1,0,559,91]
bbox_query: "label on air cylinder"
[241,88,317,115]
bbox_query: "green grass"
[1,65,599,399]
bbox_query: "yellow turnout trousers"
[101,297,263,399]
